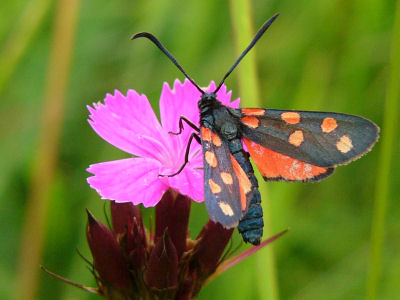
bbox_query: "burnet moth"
[132,13,379,245]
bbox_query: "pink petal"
[87,158,168,207]
[167,165,204,202]
[158,79,202,172]
[159,79,200,134]
[88,90,171,159]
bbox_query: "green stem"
[228,2,279,300]
[366,2,400,299]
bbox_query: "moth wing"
[237,108,379,181]
[200,126,252,227]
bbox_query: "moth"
[132,13,379,245]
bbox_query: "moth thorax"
[220,122,238,140]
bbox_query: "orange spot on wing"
[281,112,300,124]
[220,172,233,184]
[336,135,353,153]
[208,179,221,194]
[289,130,304,147]
[242,108,265,116]
[202,127,222,146]
[205,151,218,167]
[212,132,222,147]
[243,138,330,181]
[218,202,234,216]
[321,117,338,133]
[230,155,252,211]
[201,127,212,142]
[241,116,259,128]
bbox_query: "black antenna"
[131,32,205,94]
[214,13,280,93]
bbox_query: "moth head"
[201,92,217,101]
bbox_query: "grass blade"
[228,1,279,299]
[366,2,400,299]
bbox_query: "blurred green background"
[1,0,399,299]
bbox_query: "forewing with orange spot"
[200,126,252,227]
[239,108,379,168]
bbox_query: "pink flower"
[87,79,239,206]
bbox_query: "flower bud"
[195,220,234,275]
[110,201,142,237]
[156,190,191,259]
[86,209,132,291]
[145,229,178,290]
[110,201,147,268]
[128,217,147,270]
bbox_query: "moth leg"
[169,116,200,135]
[159,132,201,177]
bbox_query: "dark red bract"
[86,189,234,299]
